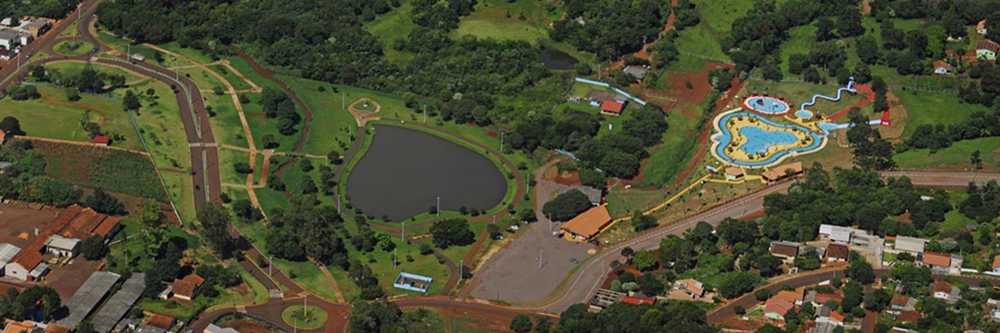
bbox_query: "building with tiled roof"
[921,252,951,268]
[826,243,849,262]
[172,273,205,301]
[977,39,999,60]
[765,297,794,319]
[144,314,175,330]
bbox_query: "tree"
[7,85,40,100]
[234,162,253,174]
[260,133,278,149]
[197,202,236,258]
[856,35,879,65]
[634,250,658,271]
[658,236,696,272]
[716,272,760,299]
[510,314,533,333]
[863,288,891,312]
[0,116,25,136]
[815,18,836,41]
[137,199,167,256]
[123,90,141,112]
[300,177,318,194]
[299,158,314,172]
[631,210,657,232]
[542,189,592,221]
[85,189,125,215]
[81,236,107,260]
[841,281,864,311]
[836,8,864,37]
[429,219,475,249]
[754,254,784,277]
[755,289,771,301]
[846,256,875,284]
[232,199,262,222]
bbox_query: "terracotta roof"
[9,246,41,270]
[144,314,176,329]
[725,167,744,177]
[992,255,1000,269]
[762,162,803,181]
[621,295,655,305]
[933,281,953,294]
[765,297,794,316]
[978,39,999,53]
[3,320,34,333]
[44,324,70,333]
[815,293,843,304]
[922,252,951,267]
[775,290,802,304]
[601,100,624,114]
[92,135,110,144]
[770,241,800,257]
[978,20,987,30]
[172,273,205,298]
[560,205,612,240]
[58,206,120,239]
[895,310,919,323]
[677,278,704,296]
[92,216,121,238]
[932,60,950,70]
[890,294,910,307]
[827,243,849,260]
[829,311,845,322]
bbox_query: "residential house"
[993,255,1000,273]
[144,314,175,331]
[819,224,868,244]
[764,297,794,320]
[933,60,952,75]
[932,281,961,304]
[3,320,38,333]
[921,252,951,271]
[559,205,612,241]
[44,235,80,258]
[809,321,838,333]
[674,278,705,299]
[894,236,928,255]
[826,243,849,262]
[805,291,844,307]
[600,100,625,116]
[20,19,50,38]
[978,39,999,61]
[171,273,205,301]
[979,20,989,35]
[770,241,800,260]
[724,167,744,181]
[5,248,44,281]
[893,310,920,325]
[890,294,916,311]
[92,135,110,146]
[775,289,803,305]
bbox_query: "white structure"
[44,235,80,258]
[819,224,870,244]
[0,29,19,50]
[0,243,20,276]
[204,323,240,333]
[894,236,928,254]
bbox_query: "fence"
[573,78,647,105]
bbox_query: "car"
[570,258,579,264]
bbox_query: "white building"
[204,323,240,333]
[0,29,19,50]
[44,235,80,258]
[894,236,928,254]
[0,243,20,276]
[819,224,869,244]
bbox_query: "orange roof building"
[922,252,951,268]
[172,273,205,301]
[762,162,803,183]
[775,290,802,304]
[992,255,1000,273]
[144,314,176,330]
[2,319,35,333]
[764,297,794,319]
[600,100,625,116]
[559,205,612,241]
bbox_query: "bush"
[755,289,771,301]
[419,243,433,255]
[81,236,107,260]
[542,189,592,221]
[429,219,475,249]
[234,162,253,174]
[8,85,40,100]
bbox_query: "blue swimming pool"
[744,96,790,114]
[795,110,814,119]
[714,112,824,167]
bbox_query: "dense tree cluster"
[576,104,668,178]
[0,140,82,207]
[551,0,669,61]
[197,202,237,258]
[265,195,348,267]
[259,88,302,136]
[411,0,475,31]
[762,164,951,242]
[845,108,895,171]
[31,65,125,94]
[85,188,126,215]
[960,181,1000,223]
[7,84,40,101]
[429,218,475,249]
[193,264,242,298]
[555,301,715,333]
[0,286,62,322]
[0,0,83,19]
[541,189,592,221]
[903,108,1000,151]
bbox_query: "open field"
[29,140,167,200]
[674,0,753,62]
[895,137,1000,171]
[54,40,94,56]
[363,0,420,64]
[277,75,359,156]
[453,0,559,44]
[0,84,141,149]
[892,88,990,139]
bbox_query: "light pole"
[268,255,272,277]
[436,196,440,217]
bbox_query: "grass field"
[0,84,141,148]
[53,40,93,56]
[277,75,359,156]
[364,0,420,64]
[674,0,753,62]
[893,88,990,139]
[778,24,818,77]
[453,0,557,44]
[30,140,167,200]
[895,137,1000,170]
[282,305,327,329]
[639,101,708,187]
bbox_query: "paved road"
[518,171,1000,314]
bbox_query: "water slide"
[800,77,856,112]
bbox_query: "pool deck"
[710,108,829,169]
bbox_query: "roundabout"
[282,305,328,330]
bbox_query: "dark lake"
[538,49,578,70]
[346,125,507,221]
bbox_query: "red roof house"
[765,297,794,319]
[92,135,110,146]
[172,273,205,301]
[600,100,625,116]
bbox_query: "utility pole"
[460,260,464,284]
[401,222,405,242]
[342,92,345,110]
[337,195,341,214]
[436,196,440,217]
[500,132,504,153]
[393,249,397,269]
[268,256,272,277]
[422,104,427,123]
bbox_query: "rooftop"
[601,100,625,115]
[44,235,79,251]
[90,273,145,333]
[58,272,121,329]
[560,205,612,239]
[765,297,794,316]
[922,252,951,267]
[826,243,849,260]
[762,162,803,180]
[172,273,205,298]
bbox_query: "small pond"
[346,125,507,221]
[538,49,579,70]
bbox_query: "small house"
[44,235,80,258]
[171,273,205,301]
[622,66,649,81]
[674,278,705,299]
[978,20,988,35]
[894,310,920,324]
[92,135,110,146]
[764,297,794,319]
[993,255,1000,273]
[144,314,175,331]
[890,294,916,311]
[393,272,433,293]
[600,100,625,116]
[769,241,801,259]
[977,40,999,61]
[933,60,952,75]
[932,281,961,303]
[0,29,20,50]
[761,162,804,184]
[921,252,951,271]
[5,249,44,281]
[826,243,849,262]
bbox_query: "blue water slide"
[800,77,856,111]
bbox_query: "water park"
[711,77,886,169]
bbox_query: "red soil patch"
[487,130,498,137]
[648,62,734,104]
[553,171,582,186]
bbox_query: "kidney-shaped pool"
[346,125,508,221]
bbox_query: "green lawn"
[54,40,94,56]
[638,101,708,187]
[895,137,1000,170]
[941,191,975,234]
[282,305,327,329]
[674,0,753,62]
[0,84,139,148]
[778,24,818,77]
[364,0,420,64]
[277,76,359,156]
[893,88,991,139]
[211,64,255,91]
[453,0,556,44]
